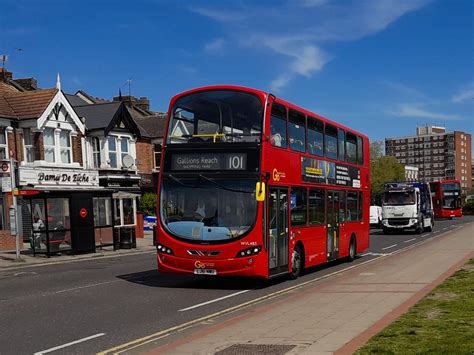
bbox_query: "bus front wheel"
[289,245,303,280]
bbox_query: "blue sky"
[1,0,472,141]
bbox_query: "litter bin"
[118,227,136,249]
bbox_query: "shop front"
[18,166,113,256]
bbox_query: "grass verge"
[357,258,474,355]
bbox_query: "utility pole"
[10,157,21,260]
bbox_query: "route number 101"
[228,155,245,170]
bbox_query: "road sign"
[0,161,10,173]
[80,208,88,218]
[1,176,12,192]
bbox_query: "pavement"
[109,222,474,355]
[0,230,156,269]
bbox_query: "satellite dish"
[122,154,134,168]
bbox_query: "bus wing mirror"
[256,182,265,202]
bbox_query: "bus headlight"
[236,246,262,258]
[157,243,174,255]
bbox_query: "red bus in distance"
[430,180,462,219]
[156,85,370,279]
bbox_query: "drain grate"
[215,344,296,355]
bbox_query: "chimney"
[113,95,150,111]
[13,78,38,91]
[0,68,13,82]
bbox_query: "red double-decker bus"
[156,85,370,279]
[430,180,462,218]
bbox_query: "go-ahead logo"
[272,168,286,182]
[195,261,206,269]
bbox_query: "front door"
[326,191,340,260]
[268,187,289,276]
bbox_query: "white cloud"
[391,103,463,121]
[191,0,430,90]
[204,38,226,54]
[452,84,474,103]
[270,73,294,92]
[384,81,426,98]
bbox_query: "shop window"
[44,128,55,162]
[270,104,287,148]
[308,188,325,225]
[290,187,307,226]
[92,137,101,168]
[23,128,36,162]
[288,110,306,152]
[60,131,72,163]
[114,199,121,225]
[108,136,118,168]
[325,124,338,160]
[307,117,323,156]
[93,197,112,227]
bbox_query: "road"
[0,216,472,354]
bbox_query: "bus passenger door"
[268,187,289,276]
[326,191,340,260]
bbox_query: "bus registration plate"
[194,268,217,275]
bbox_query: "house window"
[44,128,55,162]
[121,137,130,166]
[154,144,162,169]
[108,136,117,168]
[0,127,7,160]
[23,128,36,162]
[60,131,71,163]
[92,137,101,168]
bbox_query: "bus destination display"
[171,153,247,171]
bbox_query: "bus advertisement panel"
[156,85,370,279]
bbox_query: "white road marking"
[360,252,391,256]
[442,227,449,230]
[54,280,119,294]
[382,244,398,250]
[34,333,105,354]
[403,238,417,243]
[179,290,250,312]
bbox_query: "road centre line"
[403,238,417,243]
[179,290,250,312]
[54,280,120,294]
[35,333,105,355]
[99,224,467,355]
[381,244,398,250]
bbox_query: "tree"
[139,192,157,216]
[371,155,405,199]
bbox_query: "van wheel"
[348,236,357,262]
[289,245,303,280]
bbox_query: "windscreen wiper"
[168,174,197,188]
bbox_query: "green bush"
[140,192,157,216]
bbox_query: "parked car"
[370,205,383,228]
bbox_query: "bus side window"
[358,192,363,221]
[290,187,307,226]
[307,117,324,156]
[325,124,338,160]
[339,191,347,223]
[338,129,345,162]
[346,133,357,164]
[357,136,364,165]
[346,191,358,221]
[270,103,287,148]
[288,110,306,153]
[309,188,325,225]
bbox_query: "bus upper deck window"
[357,136,364,165]
[325,124,338,160]
[338,129,345,162]
[307,118,323,156]
[270,104,287,148]
[288,110,306,153]
[346,133,357,164]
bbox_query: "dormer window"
[121,137,130,163]
[44,128,55,162]
[92,137,101,168]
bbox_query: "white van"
[370,205,383,228]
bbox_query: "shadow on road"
[116,270,273,290]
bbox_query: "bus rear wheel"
[289,245,303,280]
[348,236,357,262]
